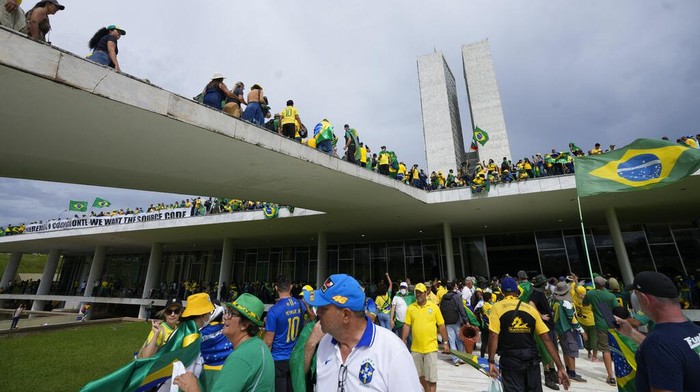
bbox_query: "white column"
[605,207,634,286]
[30,249,60,315]
[316,232,328,287]
[83,246,106,297]
[0,252,22,308]
[218,238,234,301]
[0,252,21,290]
[443,222,456,281]
[139,243,163,319]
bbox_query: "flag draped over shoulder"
[608,329,638,392]
[473,127,490,146]
[575,138,700,197]
[290,321,318,392]
[92,197,112,208]
[80,320,201,392]
[70,200,88,212]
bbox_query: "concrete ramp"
[0,27,424,213]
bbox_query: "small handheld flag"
[92,197,112,208]
[69,200,88,212]
[473,127,490,146]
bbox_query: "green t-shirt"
[583,289,618,331]
[210,336,274,392]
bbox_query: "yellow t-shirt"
[571,284,595,327]
[280,106,298,126]
[375,293,392,314]
[685,138,698,148]
[489,296,548,336]
[436,286,447,303]
[426,291,439,305]
[398,163,407,175]
[378,152,389,165]
[360,147,367,163]
[405,301,445,353]
[143,322,176,350]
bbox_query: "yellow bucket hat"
[182,293,215,318]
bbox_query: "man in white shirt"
[390,282,409,336]
[461,277,475,307]
[305,274,422,391]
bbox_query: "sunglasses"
[165,308,181,315]
[223,308,241,319]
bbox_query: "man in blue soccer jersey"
[264,275,307,392]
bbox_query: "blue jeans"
[446,323,464,364]
[87,51,110,67]
[377,312,391,329]
[317,140,333,155]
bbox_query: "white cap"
[400,282,408,288]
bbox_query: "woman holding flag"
[138,297,182,359]
[174,293,274,391]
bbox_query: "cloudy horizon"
[2,0,698,226]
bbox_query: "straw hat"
[553,282,572,302]
[211,73,225,80]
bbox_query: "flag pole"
[576,194,595,281]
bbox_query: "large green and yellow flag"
[80,320,201,392]
[575,138,700,197]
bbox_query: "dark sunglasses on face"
[165,308,181,315]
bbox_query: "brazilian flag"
[81,320,201,392]
[575,138,700,197]
[69,200,88,212]
[92,197,112,208]
[473,127,490,146]
[608,329,638,392]
[263,203,279,219]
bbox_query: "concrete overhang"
[2,26,699,256]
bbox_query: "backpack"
[440,292,461,325]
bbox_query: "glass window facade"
[51,222,697,296]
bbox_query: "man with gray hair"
[616,271,700,391]
[461,277,475,307]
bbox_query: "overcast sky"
[2,0,699,225]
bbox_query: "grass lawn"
[0,322,149,391]
[0,253,48,274]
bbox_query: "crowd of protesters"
[0,196,292,237]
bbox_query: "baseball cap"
[304,274,365,311]
[594,276,607,287]
[414,283,427,293]
[165,297,182,309]
[501,278,518,292]
[399,282,408,288]
[106,24,126,35]
[633,271,678,299]
[44,0,65,10]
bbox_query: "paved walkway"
[437,348,617,392]
[0,314,79,332]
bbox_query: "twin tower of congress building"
[1,29,698,317]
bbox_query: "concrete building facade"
[462,39,513,164]
[417,52,466,176]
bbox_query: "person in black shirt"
[87,24,125,72]
[529,274,559,390]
